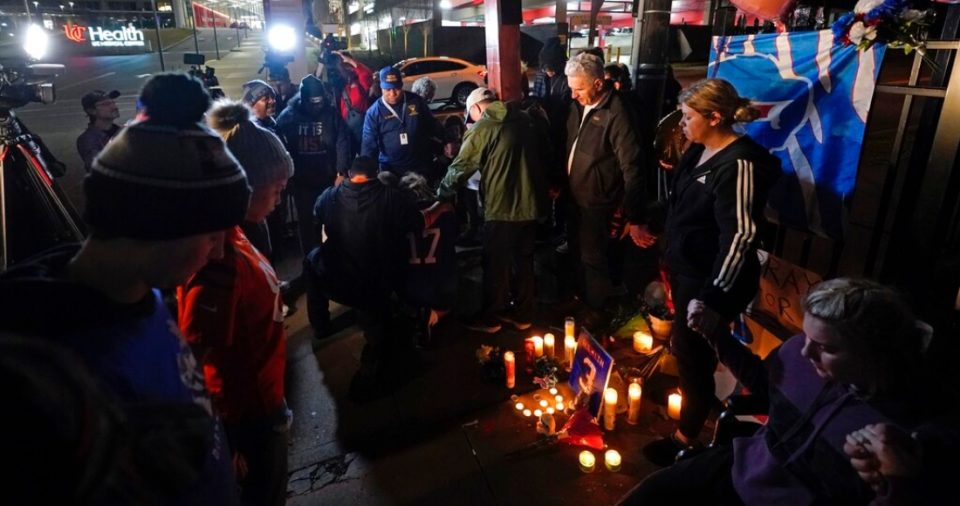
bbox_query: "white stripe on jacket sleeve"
[714,159,756,292]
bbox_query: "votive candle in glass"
[668,392,683,420]
[532,336,544,357]
[604,449,622,472]
[579,450,596,473]
[627,383,642,425]
[564,335,576,369]
[633,330,653,353]
[504,351,515,389]
[544,333,555,358]
[603,388,618,431]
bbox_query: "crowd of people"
[0,37,955,505]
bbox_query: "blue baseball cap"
[379,66,403,90]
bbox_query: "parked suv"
[393,56,486,106]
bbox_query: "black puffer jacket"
[313,178,422,306]
[665,136,780,317]
[565,90,647,222]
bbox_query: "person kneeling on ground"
[395,172,457,348]
[305,156,442,401]
[620,278,944,505]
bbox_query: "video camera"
[0,62,64,110]
[184,53,224,99]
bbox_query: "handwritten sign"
[753,250,821,333]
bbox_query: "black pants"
[224,418,289,506]
[618,445,743,505]
[670,273,756,439]
[457,187,483,239]
[304,251,394,372]
[567,205,615,309]
[482,221,536,319]
[292,183,327,257]
[265,187,293,264]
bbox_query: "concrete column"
[633,0,671,131]
[171,0,187,28]
[587,0,602,47]
[484,0,522,101]
[555,0,567,56]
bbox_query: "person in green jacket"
[439,87,549,333]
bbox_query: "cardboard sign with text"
[752,250,822,334]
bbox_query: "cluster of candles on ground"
[513,386,569,418]
[502,317,579,390]
[502,319,684,472]
[579,449,621,473]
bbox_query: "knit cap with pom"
[85,121,250,241]
[208,100,294,189]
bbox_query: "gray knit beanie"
[85,121,251,240]
[241,79,276,106]
[207,100,294,189]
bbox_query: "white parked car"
[393,56,486,107]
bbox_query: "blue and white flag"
[709,30,885,239]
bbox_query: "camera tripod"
[0,109,84,270]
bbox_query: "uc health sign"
[65,23,145,48]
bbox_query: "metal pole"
[213,18,220,58]
[192,4,200,53]
[151,0,165,70]
[234,5,240,47]
[23,0,31,24]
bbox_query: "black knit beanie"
[84,121,251,240]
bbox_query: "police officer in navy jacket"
[361,66,441,178]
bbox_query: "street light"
[439,0,452,9]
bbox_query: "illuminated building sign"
[64,23,145,47]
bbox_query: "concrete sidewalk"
[205,30,266,99]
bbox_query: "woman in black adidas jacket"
[644,79,781,466]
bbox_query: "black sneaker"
[642,434,700,467]
[462,315,502,334]
[495,312,532,331]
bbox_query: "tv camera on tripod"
[0,24,83,270]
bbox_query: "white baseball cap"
[464,87,497,122]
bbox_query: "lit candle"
[539,399,548,408]
[556,402,565,411]
[633,330,653,353]
[555,395,564,403]
[603,388,618,431]
[627,383,642,425]
[546,407,555,414]
[515,402,524,411]
[668,392,683,420]
[564,335,576,369]
[523,409,532,417]
[534,409,542,417]
[504,351,515,389]
[549,387,558,396]
[565,317,575,339]
[532,336,543,357]
[544,333,555,358]
[578,450,596,473]
[604,449,622,472]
